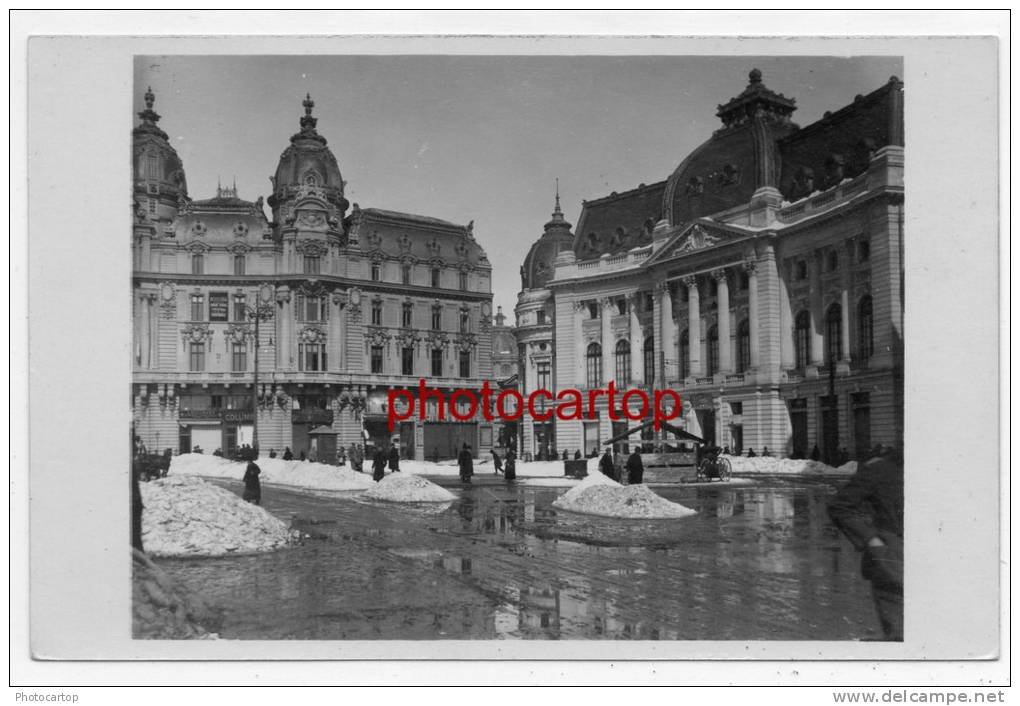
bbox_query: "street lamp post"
[246,296,275,456]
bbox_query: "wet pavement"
[154,475,881,640]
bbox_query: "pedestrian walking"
[828,445,904,641]
[282,447,293,461]
[372,446,387,482]
[242,459,262,505]
[626,449,644,485]
[504,448,516,482]
[491,448,503,475]
[457,443,474,483]
[388,444,401,472]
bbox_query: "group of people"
[370,444,401,482]
[489,447,517,482]
[597,446,645,485]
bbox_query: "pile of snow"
[360,474,458,503]
[721,455,853,476]
[401,456,601,478]
[552,473,696,519]
[170,453,374,491]
[140,476,298,557]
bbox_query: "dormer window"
[303,256,321,275]
[402,264,412,285]
[458,270,468,291]
[146,154,159,180]
[431,266,441,288]
[371,263,381,281]
[191,253,204,275]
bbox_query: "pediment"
[643,220,751,267]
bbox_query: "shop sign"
[209,292,229,322]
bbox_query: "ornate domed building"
[132,91,495,461]
[516,69,904,463]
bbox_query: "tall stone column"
[746,259,760,368]
[329,290,343,372]
[600,297,614,386]
[840,241,852,362]
[628,293,643,386]
[573,300,585,388]
[683,276,701,377]
[656,282,675,381]
[714,270,732,374]
[148,293,158,369]
[808,252,824,365]
[276,287,292,370]
[139,293,150,369]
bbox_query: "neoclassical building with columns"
[516,70,904,463]
[132,90,495,460]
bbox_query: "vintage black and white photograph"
[18,21,1003,686]
[128,54,907,642]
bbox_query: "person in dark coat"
[827,446,904,641]
[762,446,772,457]
[371,446,387,482]
[268,448,277,459]
[598,448,615,479]
[746,447,756,458]
[562,449,569,461]
[490,449,503,475]
[810,445,821,461]
[388,445,401,472]
[282,447,294,461]
[299,450,307,462]
[242,460,262,505]
[457,443,474,483]
[503,448,516,482]
[626,450,644,485]
[573,449,582,460]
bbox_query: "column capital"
[655,280,671,294]
[572,299,587,313]
[742,258,759,275]
[711,268,729,283]
[600,296,615,309]
[681,275,698,289]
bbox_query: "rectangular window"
[402,347,414,375]
[535,362,551,411]
[616,299,627,316]
[231,342,247,372]
[459,311,469,333]
[402,264,411,285]
[431,348,443,377]
[431,307,442,330]
[297,295,324,322]
[431,267,441,288]
[190,294,204,321]
[303,256,320,275]
[402,303,413,328]
[458,270,468,291]
[189,342,205,372]
[191,253,204,275]
[233,294,246,322]
[370,346,383,374]
[371,263,381,281]
[536,310,547,325]
[459,350,471,378]
[299,343,326,372]
[588,302,599,319]
[371,301,382,326]
[233,254,246,276]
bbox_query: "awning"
[603,419,705,446]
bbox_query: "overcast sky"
[135,55,901,317]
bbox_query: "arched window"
[706,325,719,376]
[586,342,602,389]
[736,319,751,373]
[858,296,874,365]
[615,339,631,383]
[678,330,689,380]
[794,310,811,369]
[643,336,654,385]
[825,303,842,364]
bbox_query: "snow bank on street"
[722,455,853,476]
[170,453,375,491]
[140,476,298,557]
[552,473,697,519]
[836,461,858,474]
[401,456,600,478]
[360,474,458,503]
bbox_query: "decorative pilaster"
[745,259,760,369]
[276,287,293,370]
[682,276,701,378]
[714,270,732,374]
[573,300,585,388]
[779,261,795,369]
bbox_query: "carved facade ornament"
[233,221,249,238]
[228,240,252,255]
[454,241,469,261]
[275,288,292,305]
[300,326,327,344]
[677,224,721,253]
[331,290,348,308]
[424,331,449,350]
[181,323,212,345]
[347,287,363,322]
[162,223,176,239]
[191,221,207,237]
[426,238,441,258]
[296,239,328,257]
[185,240,210,254]
[297,281,329,298]
[224,324,252,344]
[711,269,728,283]
[158,282,177,318]
[366,230,383,251]
[366,327,391,348]
[397,234,413,253]
[455,332,478,352]
[395,328,421,349]
[742,258,759,275]
[298,210,326,229]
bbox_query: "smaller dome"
[132,87,188,215]
[270,94,345,206]
[521,188,573,290]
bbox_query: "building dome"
[662,69,798,226]
[521,187,573,290]
[132,87,188,217]
[268,94,348,219]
